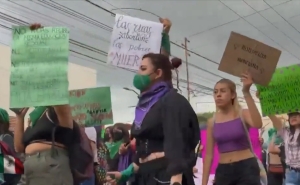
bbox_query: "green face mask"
[133,74,151,90]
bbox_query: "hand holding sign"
[218,32,281,86]
[240,71,253,93]
[29,23,43,30]
[159,18,172,34]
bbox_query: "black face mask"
[104,133,110,142]
[113,131,123,141]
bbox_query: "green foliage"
[196,112,215,124]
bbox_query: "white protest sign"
[108,14,163,70]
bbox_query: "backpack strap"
[239,109,255,154]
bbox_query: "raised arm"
[53,105,73,129]
[159,18,171,57]
[202,118,214,185]
[268,136,280,154]
[268,115,284,131]
[14,108,29,153]
[241,72,262,128]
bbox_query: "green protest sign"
[10,26,69,108]
[256,64,300,116]
[69,87,113,126]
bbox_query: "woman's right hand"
[106,171,122,182]
[16,108,29,119]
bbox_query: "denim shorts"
[286,168,300,185]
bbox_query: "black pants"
[215,157,260,185]
[267,171,284,185]
[134,157,194,185]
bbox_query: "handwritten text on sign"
[256,64,300,116]
[218,32,281,86]
[69,87,113,126]
[108,14,163,70]
[10,26,69,108]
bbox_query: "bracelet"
[161,32,171,54]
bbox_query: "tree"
[196,112,215,124]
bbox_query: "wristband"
[118,163,134,183]
[161,32,171,54]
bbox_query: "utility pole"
[182,37,190,102]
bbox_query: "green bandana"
[106,140,123,159]
[29,107,47,127]
[0,108,9,124]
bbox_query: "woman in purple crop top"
[202,72,263,185]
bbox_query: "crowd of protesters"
[0,15,298,185]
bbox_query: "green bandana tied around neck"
[0,108,9,124]
[106,140,123,159]
[29,107,47,127]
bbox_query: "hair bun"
[171,57,182,69]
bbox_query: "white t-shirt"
[84,127,98,162]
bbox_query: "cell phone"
[10,108,24,114]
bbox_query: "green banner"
[69,87,113,126]
[256,64,300,116]
[10,26,69,108]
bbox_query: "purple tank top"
[213,118,249,153]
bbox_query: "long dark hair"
[142,53,182,90]
[288,122,300,145]
[113,123,130,143]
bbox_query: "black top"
[23,112,75,147]
[131,89,199,176]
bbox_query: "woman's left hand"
[159,18,172,34]
[119,143,129,155]
[240,71,253,93]
[29,23,43,30]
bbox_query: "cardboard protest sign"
[256,64,300,116]
[201,128,261,174]
[108,14,163,70]
[219,32,281,86]
[69,87,113,126]
[10,26,69,108]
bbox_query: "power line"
[219,0,300,61]
[1,1,255,95]
[82,0,255,92]
[84,0,220,65]
[9,0,219,93]
[243,0,300,50]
